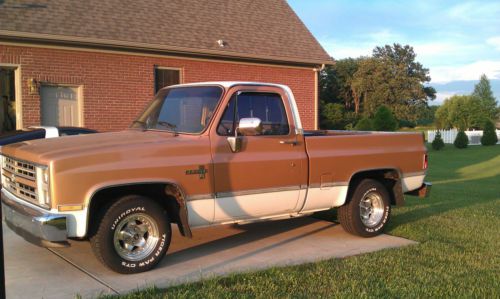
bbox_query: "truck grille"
[2,157,39,205]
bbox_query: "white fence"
[427,129,500,145]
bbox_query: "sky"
[287,0,500,104]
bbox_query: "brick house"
[0,0,332,132]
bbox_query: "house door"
[40,85,81,126]
[0,67,18,133]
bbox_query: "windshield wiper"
[158,121,179,136]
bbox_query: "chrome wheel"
[113,213,160,261]
[359,191,385,228]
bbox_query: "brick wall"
[0,44,317,131]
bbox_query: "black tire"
[338,179,391,237]
[90,195,171,274]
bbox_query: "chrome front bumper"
[1,188,69,247]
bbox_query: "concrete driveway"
[3,217,416,298]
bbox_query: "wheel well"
[347,169,403,206]
[87,183,184,238]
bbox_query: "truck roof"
[168,81,290,90]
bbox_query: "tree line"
[319,43,498,132]
[435,75,498,130]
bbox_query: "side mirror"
[238,117,262,136]
[226,117,262,153]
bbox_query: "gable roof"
[0,0,332,66]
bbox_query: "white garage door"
[40,85,81,126]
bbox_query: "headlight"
[36,166,51,208]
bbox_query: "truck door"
[209,86,308,222]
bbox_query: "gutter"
[0,30,334,67]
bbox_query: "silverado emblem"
[185,165,207,179]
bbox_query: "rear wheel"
[90,195,171,274]
[338,179,391,237]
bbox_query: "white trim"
[402,175,425,192]
[299,186,348,213]
[62,208,88,237]
[187,198,214,227]
[29,126,59,138]
[44,127,59,138]
[214,189,300,222]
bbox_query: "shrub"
[355,117,373,131]
[432,131,445,150]
[399,119,416,128]
[320,103,345,130]
[454,131,469,148]
[481,120,498,146]
[373,105,398,131]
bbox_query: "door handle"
[279,140,298,146]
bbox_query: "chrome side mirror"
[238,117,262,136]
[226,117,262,153]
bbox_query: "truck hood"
[0,130,181,164]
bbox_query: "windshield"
[131,86,223,133]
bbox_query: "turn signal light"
[423,154,428,169]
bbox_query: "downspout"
[313,64,325,130]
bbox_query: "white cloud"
[487,36,500,51]
[367,29,403,44]
[318,31,500,85]
[430,60,500,83]
[448,1,500,22]
[320,29,405,59]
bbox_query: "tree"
[373,105,398,131]
[435,101,452,129]
[320,102,346,129]
[432,131,445,150]
[454,131,469,148]
[351,44,436,121]
[319,59,360,109]
[319,58,360,129]
[355,117,373,131]
[435,95,486,130]
[472,74,498,120]
[481,120,498,145]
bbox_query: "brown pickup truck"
[1,82,430,273]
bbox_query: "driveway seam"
[47,248,120,295]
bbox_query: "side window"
[217,92,289,136]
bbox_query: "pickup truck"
[1,82,430,274]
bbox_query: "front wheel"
[338,179,391,237]
[90,195,171,274]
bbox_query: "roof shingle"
[0,0,332,65]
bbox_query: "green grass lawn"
[104,145,500,299]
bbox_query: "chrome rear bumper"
[1,188,69,247]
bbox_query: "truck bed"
[303,130,427,191]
